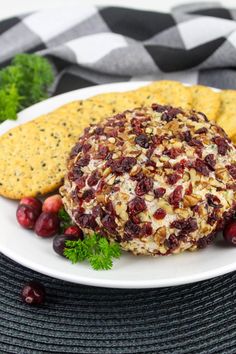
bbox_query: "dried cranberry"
[77,156,90,167]
[105,201,116,216]
[130,215,141,224]
[92,205,105,218]
[101,214,117,234]
[76,214,97,230]
[141,222,153,236]
[131,172,144,182]
[167,173,181,185]
[195,127,207,134]
[70,143,82,158]
[161,108,182,122]
[124,220,142,238]
[69,166,83,181]
[166,234,179,250]
[169,186,183,207]
[146,147,155,159]
[204,154,216,171]
[164,148,183,159]
[75,176,86,189]
[212,136,230,156]
[121,157,137,172]
[227,164,236,179]
[194,158,210,177]
[171,217,198,233]
[135,177,153,196]
[128,197,146,215]
[197,233,216,248]
[151,103,168,112]
[188,139,203,148]
[82,189,95,202]
[152,135,165,146]
[135,134,150,148]
[189,115,199,122]
[206,194,222,208]
[182,130,192,142]
[95,146,109,159]
[96,179,105,193]
[87,171,100,187]
[173,159,188,173]
[154,188,166,198]
[153,208,166,220]
[94,127,104,135]
[185,182,193,196]
[82,144,92,153]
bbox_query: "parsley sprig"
[64,233,121,271]
[58,207,73,232]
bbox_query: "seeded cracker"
[189,85,220,121]
[135,81,192,110]
[217,90,236,140]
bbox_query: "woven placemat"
[0,252,236,354]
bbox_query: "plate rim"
[1,80,231,289]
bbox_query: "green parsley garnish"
[0,53,54,122]
[64,233,121,271]
[58,207,73,232]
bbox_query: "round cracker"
[216,90,236,138]
[189,85,220,121]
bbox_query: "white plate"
[0,81,235,289]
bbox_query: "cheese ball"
[60,104,236,256]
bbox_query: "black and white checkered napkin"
[1,2,236,95]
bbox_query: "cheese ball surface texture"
[61,104,236,256]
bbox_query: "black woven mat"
[0,252,236,354]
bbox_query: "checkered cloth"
[1,2,236,95]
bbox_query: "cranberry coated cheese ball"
[60,104,236,256]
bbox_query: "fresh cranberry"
[169,186,183,207]
[153,208,166,220]
[212,136,230,156]
[135,134,150,148]
[227,164,236,180]
[135,176,153,196]
[34,212,60,237]
[42,194,63,213]
[194,158,210,177]
[16,205,38,229]
[223,220,236,246]
[204,154,216,171]
[64,225,83,239]
[19,197,42,216]
[87,171,100,187]
[76,214,97,230]
[53,234,80,256]
[128,197,146,215]
[21,281,45,305]
[154,188,166,198]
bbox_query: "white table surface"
[1,0,235,20]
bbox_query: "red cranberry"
[204,154,216,171]
[169,186,183,207]
[195,127,207,134]
[20,197,42,216]
[92,205,105,218]
[135,134,150,148]
[135,177,153,196]
[87,171,100,187]
[95,146,109,159]
[194,158,210,177]
[223,220,236,246]
[227,164,236,180]
[153,208,166,220]
[151,103,168,112]
[16,205,38,229]
[34,212,60,237]
[212,136,229,156]
[76,213,98,230]
[77,155,90,167]
[82,189,95,202]
[21,281,45,305]
[64,225,83,239]
[185,182,193,196]
[164,148,183,159]
[42,194,63,213]
[167,173,181,185]
[154,188,166,198]
[124,220,142,238]
[128,197,146,215]
[142,222,153,235]
[206,194,222,208]
[101,214,117,234]
[53,234,80,256]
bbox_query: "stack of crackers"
[0,80,235,199]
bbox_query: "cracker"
[216,90,236,138]
[0,101,86,199]
[92,92,138,113]
[135,81,192,110]
[189,85,220,121]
